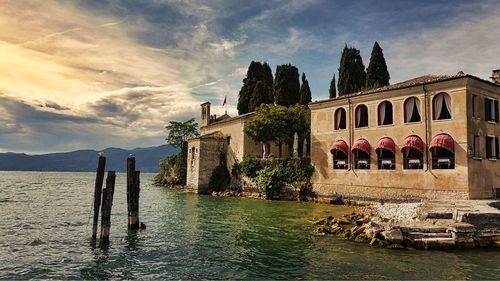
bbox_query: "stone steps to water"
[406,232,452,239]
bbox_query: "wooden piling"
[127,156,140,229]
[92,155,106,240]
[100,171,116,243]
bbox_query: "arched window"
[376,137,395,169]
[378,101,393,126]
[433,92,452,120]
[355,104,368,128]
[430,133,455,169]
[352,138,370,169]
[330,140,348,169]
[334,108,346,130]
[404,97,421,123]
[401,135,424,169]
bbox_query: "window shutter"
[486,137,491,158]
[496,137,499,159]
[485,98,491,121]
[495,100,499,122]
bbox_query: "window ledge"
[487,121,498,125]
[354,126,369,130]
[472,157,482,160]
[487,158,497,161]
[472,117,481,120]
[377,124,394,128]
[404,121,422,125]
[432,118,452,122]
[334,128,347,131]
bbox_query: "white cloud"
[383,7,500,83]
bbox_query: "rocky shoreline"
[314,199,500,249]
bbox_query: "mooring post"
[100,171,116,243]
[127,156,140,229]
[92,155,106,240]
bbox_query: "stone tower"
[201,102,211,127]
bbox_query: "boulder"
[380,228,404,244]
[313,218,326,225]
[354,234,371,243]
[363,222,383,239]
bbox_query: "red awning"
[330,140,348,155]
[375,137,396,154]
[351,138,371,154]
[400,135,424,153]
[429,133,454,152]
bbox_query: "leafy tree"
[299,73,312,105]
[329,74,337,98]
[338,45,366,96]
[157,118,198,186]
[165,118,198,148]
[237,61,274,114]
[249,81,271,112]
[365,41,390,89]
[244,104,309,158]
[273,64,300,106]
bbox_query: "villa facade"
[309,72,500,200]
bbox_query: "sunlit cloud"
[0,0,499,153]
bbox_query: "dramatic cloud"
[0,0,499,153]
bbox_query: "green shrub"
[251,157,314,199]
[238,156,265,178]
[254,165,286,198]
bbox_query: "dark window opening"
[355,105,368,128]
[377,149,395,169]
[354,150,370,169]
[486,136,499,159]
[403,148,423,169]
[378,101,393,126]
[485,98,499,122]
[333,150,348,169]
[334,108,346,130]
[433,92,452,120]
[431,147,455,169]
[404,97,421,123]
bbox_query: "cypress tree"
[249,81,270,112]
[262,62,274,103]
[329,74,337,98]
[273,64,300,106]
[365,41,390,89]
[238,61,275,114]
[299,73,312,105]
[338,45,366,96]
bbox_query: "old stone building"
[186,102,286,193]
[310,71,500,200]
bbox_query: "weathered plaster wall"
[467,79,500,199]
[310,78,471,200]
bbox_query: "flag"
[222,96,227,106]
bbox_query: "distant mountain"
[0,145,179,172]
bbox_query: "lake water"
[0,171,499,280]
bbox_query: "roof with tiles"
[310,73,499,106]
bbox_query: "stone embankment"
[314,199,500,249]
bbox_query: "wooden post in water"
[92,155,106,239]
[100,171,116,243]
[127,156,140,229]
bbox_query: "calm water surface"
[0,171,499,280]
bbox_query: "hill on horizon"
[0,145,178,173]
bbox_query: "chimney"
[491,69,500,84]
[200,102,211,127]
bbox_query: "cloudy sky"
[1,0,499,153]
